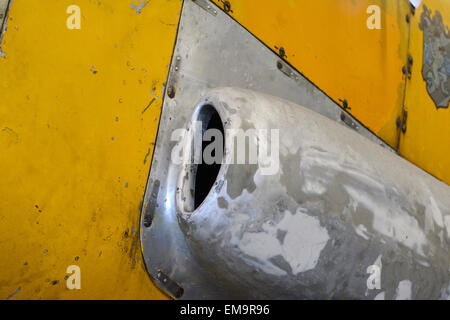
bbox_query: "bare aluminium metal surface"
[140,0,404,299]
[177,87,450,299]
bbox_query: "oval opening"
[181,104,225,212]
[194,104,224,209]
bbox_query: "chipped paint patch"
[90,66,98,74]
[395,280,412,300]
[355,224,370,240]
[302,179,326,195]
[426,194,444,228]
[419,5,450,109]
[345,185,428,256]
[130,1,149,15]
[410,0,422,8]
[238,229,287,276]
[236,208,329,276]
[279,209,329,274]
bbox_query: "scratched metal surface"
[177,88,450,299]
[140,0,398,299]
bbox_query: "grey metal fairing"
[176,87,450,300]
[140,0,450,299]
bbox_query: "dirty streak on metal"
[276,59,299,81]
[167,56,181,99]
[340,112,360,131]
[192,0,218,16]
[140,0,395,299]
[156,269,184,299]
[143,179,160,228]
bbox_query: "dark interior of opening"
[194,106,224,209]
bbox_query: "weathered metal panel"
[211,0,450,187]
[399,0,450,186]
[177,88,450,299]
[212,0,411,149]
[140,0,418,300]
[0,0,182,299]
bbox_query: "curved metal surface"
[140,0,450,300]
[143,87,450,299]
[175,87,450,299]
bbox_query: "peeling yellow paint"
[400,0,450,185]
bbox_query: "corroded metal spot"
[156,269,184,298]
[419,6,450,109]
[143,179,160,228]
[276,60,299,82]
[340,111,359,131]
[167,56,181,99]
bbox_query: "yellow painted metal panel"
[0,0,182,299]
[212,0,411,148]
[400,0,450,185]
